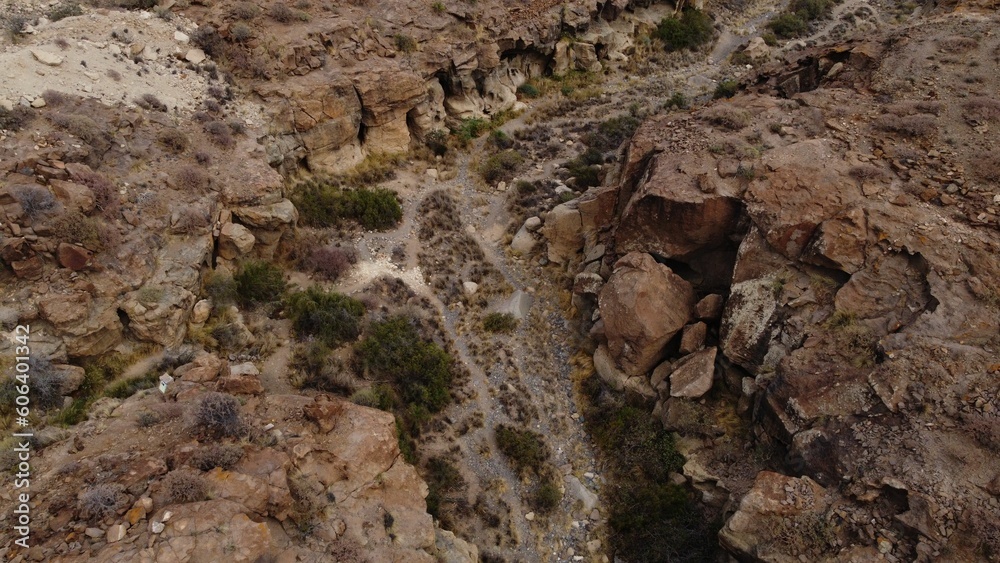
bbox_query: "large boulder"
[616,152,743,260]
[541,200,584,265]
[598,252,696,375]
[218,222,256,260]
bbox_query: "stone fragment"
[185,48,206,64]
[669,348,717,398]
[31,49,63,66]
[678,322,707,355]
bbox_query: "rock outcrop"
[584,14,1000,561]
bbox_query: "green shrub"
[533,479,562,513]
[355,316,453,413]
[517,83,540,98]
[202,270,237,304]
[767,13,807,38]
[585,115,641,152]
[713,79,739,99]
[291,179,402,230]
[431,1,445,13]
[762,32,778,46]
[482,312,518,333]
[285,287,365,346]
[767,0,834,38]
[425,130,448,156]
[565,147,604,188]
[394,34,416,53]
[496,425,548,474]
[584,377,718,562]
[424,456,464,519]
[488,129,514,150]
[453,117,489,144]
[590,406,684,478]
[350,384,395,411]
[653,8,714,52]
[234,260,286,305]
[665,91,689,109]
[479,150,524,184]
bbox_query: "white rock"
[109,44,121,56]
[462,281,479,295]
[524,512,535,521]
[151,521,165,533]
[31,49,63,66]
[174,31,190,43]
[0,98,12,111]
[106,524,127,543]
[184,48,206,64]
[30,98,46,108]
[425,168,438,180]
[524,216,542,231]
[85,528,103,538]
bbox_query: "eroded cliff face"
[199,0,675,172]
[572,10,1000,561]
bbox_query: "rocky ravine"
[3,0,1000,561]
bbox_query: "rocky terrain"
[1,0,998,560]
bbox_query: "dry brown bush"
[162,470,208,503]
[971,152,1000,183]
[938,36,978,53]
[703,105,752,130]
[886,100,942,116]
[304,244,357,280]
[204,121,235,148]
[963,97,1000,123]
[875,113,937,137]
[175,166,209,191]
[159,128,190,153]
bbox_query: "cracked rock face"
[586,11,1000,561]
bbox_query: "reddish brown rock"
[598,252,695,376]
[175,353,228,382]
[678,322,707,355]
[49,179,95,213]
[57,242,93,271]
[216,375,264,395]
[694,294,725,320]
[11,255,44,279]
